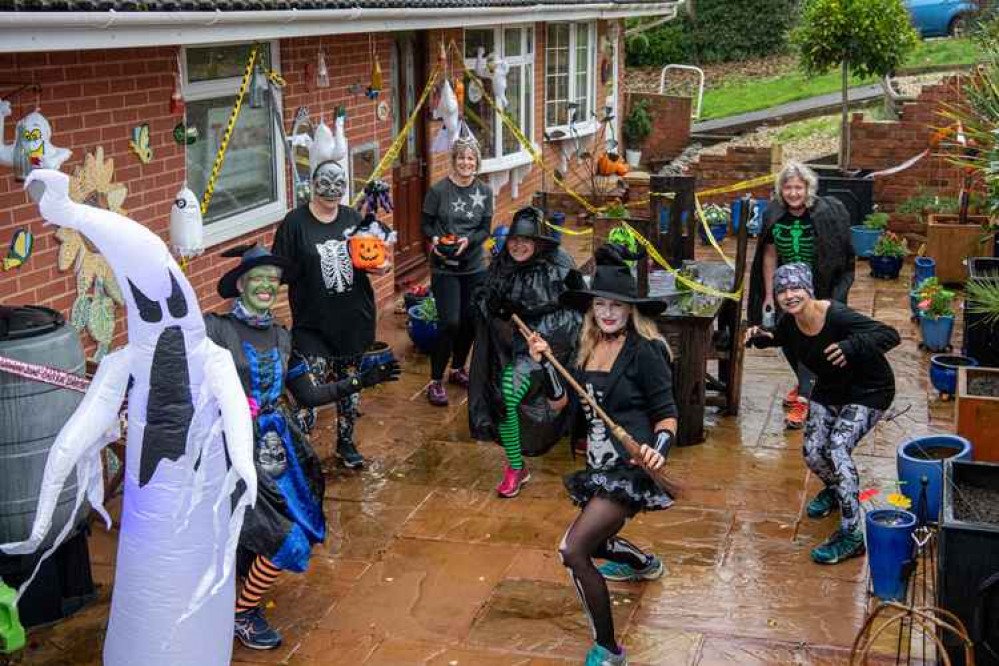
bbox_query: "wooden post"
[651,174,696,268]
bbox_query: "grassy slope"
[699,38,979,120]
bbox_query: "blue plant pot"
[407,305,440,354]
[920,314,954,352]
[851,226,884,258]
[547,213,565,242]
[700,222,727,245]
[929,354,978,396]
[730,198,767,236]
[865,509,916,601]
[870,255,903,279]
[913,256,936,286]
[359,341,396,373]
[909,290,921,318]
[897,435,973,522]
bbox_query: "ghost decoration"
[0,106,72,180]
[2,169,255,666]
[474,47,490,78]
[431,79,461,153]
[169,185,204,260]
[490,56,511,111]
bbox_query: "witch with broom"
[526,245,678,666]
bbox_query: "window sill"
[203,200,288,248]
[544,119,599,140]
[479,148,537,175]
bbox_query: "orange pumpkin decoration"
[349,236,387,270]
[597,153,629,177]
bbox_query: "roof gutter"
[0,2,681,53]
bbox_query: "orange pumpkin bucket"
[349,235,387,271]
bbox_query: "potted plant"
[622,100,652,169]
[916,280,957,352]
[698,204,729,245]
[869,231,908,279]
[965,275,999,367]
[851,210,888,258]
[406,297,440,354]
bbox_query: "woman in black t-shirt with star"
[745,262,900,566]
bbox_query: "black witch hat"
[217,244,296,299]
[507,206,558,250]
[559,244,667,316]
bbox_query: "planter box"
[938,459,999,666]
[958,366,999,463]
[925,214,993,285]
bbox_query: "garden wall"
[625,92,692,162]
[691,145,781,205]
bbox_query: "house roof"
[0,0,683,52]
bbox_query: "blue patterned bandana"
[232,298,275,329]
[774,262,815,297]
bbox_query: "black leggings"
[430,271,486,380]
[559,496,649,652]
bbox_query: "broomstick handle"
[510,314,682,497]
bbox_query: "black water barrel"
[814,168,875,229]
[0,305,95,627]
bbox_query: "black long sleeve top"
[750,301,900,410]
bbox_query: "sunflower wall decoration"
[56,146,128,361]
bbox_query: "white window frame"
[463,25,537,175]
[544,21,598,138]
[181,40,288,247]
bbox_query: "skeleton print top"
[272,204,375,358]
[764,210,815,267]
[581,372,625,469]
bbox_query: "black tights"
[430,271,486,380]
[559,496,649,653]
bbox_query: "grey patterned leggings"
[300,354,362,450]
[803,403,883,531]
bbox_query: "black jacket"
[747,196,855,325]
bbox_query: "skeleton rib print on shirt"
[583,381,621,469]
[771,216,815,266]
[315,239,354,293]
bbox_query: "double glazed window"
[545,22,597,132]
[463,26,535,168]
[182,42,286,245]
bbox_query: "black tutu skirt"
[564,465,674,514]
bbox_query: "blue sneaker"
[810,528,865,565]
[234,607,283,650]
[597,555,665,582]
[806,487,839,519]
[585,643,627,665]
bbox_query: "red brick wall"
[848,76,971,238]
[625,92,691,162]
[691,145,781,206]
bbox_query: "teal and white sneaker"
[806,487,839,519]
[584,643,627,665]
[810,527,865,565]
[597,555,665,582]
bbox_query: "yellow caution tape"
[546,221,593,236]
[696,174,775,198]
[693,196,735,269]
[620,221,743,302]
[350,63,442,208]
[201,45,259,216]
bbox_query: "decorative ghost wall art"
[169,186,204,260]
[0,104,72,180]
[2,169,256,666]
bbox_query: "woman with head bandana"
[206,245,400,649]
[747,161,855,430]
[421,133,494,406]
[527,245,677,666]
[468,206,582,498]
[272,158,379,469]
[745,263,899,565]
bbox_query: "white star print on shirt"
[469,188,487,210]
[451,198,468,214]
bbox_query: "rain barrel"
[0,305,95,626]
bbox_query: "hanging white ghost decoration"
[474,47,489,78]
[169,185,204,259]
[490,56,511,111]
[0,106,72,178]
[431,79,461,154]
[3,169,256,666]
[306,116,348,179]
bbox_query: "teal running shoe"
[806,487,839,519]
[597,555,665,582]
[810,528,865,565]
[584,643,627,665]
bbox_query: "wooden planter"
[925,214,992,285]
[957,365,999,462]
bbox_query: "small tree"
[792,0,918,169]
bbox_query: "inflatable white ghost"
[0,105,72,175]
[1,170,256,666]
[169,186,204,259]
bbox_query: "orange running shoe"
[783,386,800,407]
[786,399,809,430]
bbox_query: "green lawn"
[698,38,979,121]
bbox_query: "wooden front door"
[392,33,430,287]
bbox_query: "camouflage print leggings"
[298,354,362,450]
[803,403,883,531]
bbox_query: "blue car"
[905,0,979,37]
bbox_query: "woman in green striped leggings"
[468,206,582,498]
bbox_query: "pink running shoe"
[427,380,448,406]
[496,466,531,498]
[448,367,470,388]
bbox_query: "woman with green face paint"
[205,245,401,651]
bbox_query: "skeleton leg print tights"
[302,355,362,449]
[558,496,652,652]
[803,403,883,532]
